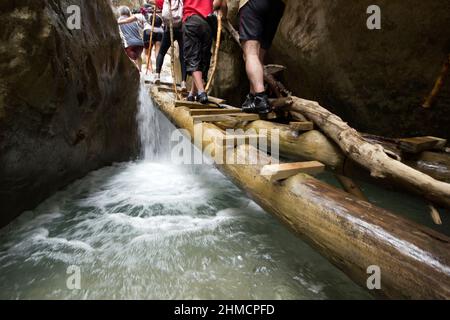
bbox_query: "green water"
[2,82,446,300]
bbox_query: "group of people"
[117,0,285,114]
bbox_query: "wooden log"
[261,161,325,182]
[335,174,369,202]
[215,134,262,147]
[289,121,314,131]
[244,120,450,190]
[290,110,309,122]
[290,97,450,209]
[150,86,450,299]
[270,97,293,109]
[190,109,242,116]
[264,64,287,77]
[192,113,260,123]
[406,151,450,183]
[244,120,345,170]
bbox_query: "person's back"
[118,16,144,48]
[117,6,145,71]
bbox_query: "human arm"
[118,15,138,25]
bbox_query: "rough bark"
[150,86,450,299]
[290,97,450,209]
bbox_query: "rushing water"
[0,82,372,299]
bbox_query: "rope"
[168,0,179,99]
[205,12,223,93]
[145,5,157,75]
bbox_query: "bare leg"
[146,45,152,73]
[189,80,198,96]
[259,48,266,64]
[242,40,265,94]
[192,71,205,93]
[154,42,162,61]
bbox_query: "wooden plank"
[175,100,218,109]
[261,161,325,182]
[398,136,447,153]
[208,96,226,104]
[192,113,260,123]
[289,121,314,131]
[190,109,242,116]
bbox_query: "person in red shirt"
[183,0,227,104]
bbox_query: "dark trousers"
[155,26,187,81]
[183,15,213,82]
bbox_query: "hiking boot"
[180,81,187,93]
[241,93,255,109]
[253,94,271,114]
[242,93,271,114]
[187,93,196,102]
[197,92,209,105]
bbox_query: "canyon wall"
[0,0,140,226]
[216,0,450,139]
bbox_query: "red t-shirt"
[182,0,213,22]
[156,0,164,9]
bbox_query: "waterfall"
[136,81,171,161]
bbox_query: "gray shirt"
[118,16,144,48]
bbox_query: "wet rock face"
[219,0,450,138]
[0,0,140,226]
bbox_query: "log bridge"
[147,83,450,299]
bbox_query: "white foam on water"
[0,84,372,300]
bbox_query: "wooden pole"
[149,86,450,299]
[168,0,179,98]
[423,54,450,108]
[205,12,223,93]
[145,5,157,75]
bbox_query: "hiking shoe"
[241,93,255,109]
[187,93,196,102]
[180,81,187,93]
[197,92,209,105]
[242,93,271,114]
[254,94,271,114]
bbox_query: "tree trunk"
[150,86,450,299]
[290,97,450,209]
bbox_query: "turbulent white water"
[0,83,371,299]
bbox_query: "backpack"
[162,0,183,28]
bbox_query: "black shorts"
[143,30,163,48]
[239,0,285,50]
[183,15,213,79]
